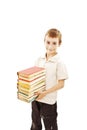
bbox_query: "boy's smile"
[44,35,59,58]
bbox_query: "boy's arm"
[35,79,65,100]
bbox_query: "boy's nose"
[48,45,53,50]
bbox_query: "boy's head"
[44,28,62,45]
[44,28,62,57]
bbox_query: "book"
[17,66,46,103]
[18,75,45,86]
[18,72,45,81]
[17,66,45,78]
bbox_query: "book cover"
[17,66,46,78]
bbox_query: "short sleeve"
[56,61,68,80]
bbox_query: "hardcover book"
[17,66,46,103]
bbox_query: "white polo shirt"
[35,54,68,104]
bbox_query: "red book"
[17,66,45,78]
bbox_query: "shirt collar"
[41,53,59,63]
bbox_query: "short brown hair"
[44,28,62,45]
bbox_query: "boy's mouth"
[48,49,54,51]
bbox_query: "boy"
[30,28,68,130]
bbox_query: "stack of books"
[17,66,46,103]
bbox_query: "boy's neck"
[46,52,57,60]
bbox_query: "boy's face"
[44,35,59,56]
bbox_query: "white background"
[0,0,87,130]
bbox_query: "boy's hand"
[34,91,46,100]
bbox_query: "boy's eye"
[53,42,57,45]
[47,41,50,44]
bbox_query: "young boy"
[30,28,68,130]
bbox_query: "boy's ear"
[44,37,45,42]
[44,41,46,45]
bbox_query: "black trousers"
[30,101,58,130]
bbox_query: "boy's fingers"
[34,92,39,95]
